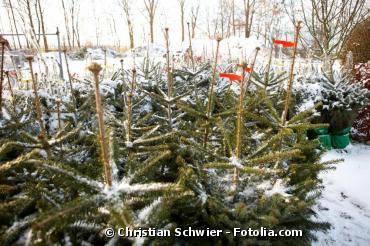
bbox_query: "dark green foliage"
[0,63,336,245]
[305,75,369,132]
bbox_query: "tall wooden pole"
[26,56,51,156]
[264,38,275,89]
[164,28,173,129]
[203,36,222,147]
[56,28,64,80]
[234,47,260,186]
[63,49,77,121]
[5,71,14,99]
[88,62,112,187]
[56,98,63,156]
[8,0,22,49]
[235,47,260,158]
[0,41,6,117]
[281,22,302,126]
[126,68,136,145]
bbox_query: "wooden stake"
[63,49,78,121]
[126,68,136,144]
[203,36,222,147]
[104,48,107,72]
[5,71,14,99]
[5,71,16,109]
[234,47,260,186]
[56,98,63,156]
[264,38,275,90]
[164,28,173,129]
[120,59,124,72]
[26,56,47,139]
[281,22,302,126]
[0,41,5,117]
[235,64,247,160]
[56,99,62,131]
[26,56,51,157]
[88,62,112,187]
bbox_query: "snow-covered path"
[314,144,370,246]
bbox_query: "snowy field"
[314,144,370,246]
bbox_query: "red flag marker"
[273,39,296,48]
[236,64,253,72]
[219,73,242,81]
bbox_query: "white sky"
[0,0,220,48]
[1,0,369,49]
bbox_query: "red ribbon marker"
[236,64,253,72]
[219,73,242,82]
[273,39,296,48]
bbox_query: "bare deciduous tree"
[61,0,80,49]
[74,4,81,47]
[36,0,48,51]
[298,0,368,79]
[110,16,120,48]
[7,0,22,48]
[23,0,38,44]
[300,0,368,57]
[232,0,235,36]
[3,0,17,48]
[143,0,159,43]
[61,0,71,49]
[190,2,200,38]
[13,0,43,48]
[215,0,232,38]
[243,0,255,38]
[178,0,185,42]
[120,0,135,49]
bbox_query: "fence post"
[56,27,64,80]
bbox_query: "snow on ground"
[314,144,370,246]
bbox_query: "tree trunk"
[150,19,154,43]
[75,6,81,48]
[247,10,254,37]
[190,4,199,39]
[4,4,17,49]
[244,0,250,38]
[8,0,22,49]
[34,1,41,44]
[37,0,48,51]
[127,20,134,49]
[61,0,72,49]
[26,0,38,45]
[232,0,235,36]
[71,0,76,48]
[180,1,185,42]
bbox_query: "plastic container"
[331,133,350,149]
[331,127,351,135]
[318,134,332,149]
[314,128,329,135]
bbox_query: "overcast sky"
[1,0,370,50]
[0,0,221,48]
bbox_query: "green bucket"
[331,133,350,149]
[332,127,351,135]
[314,128,329,135]
[318,134,332,150]
[312,128,331,149]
